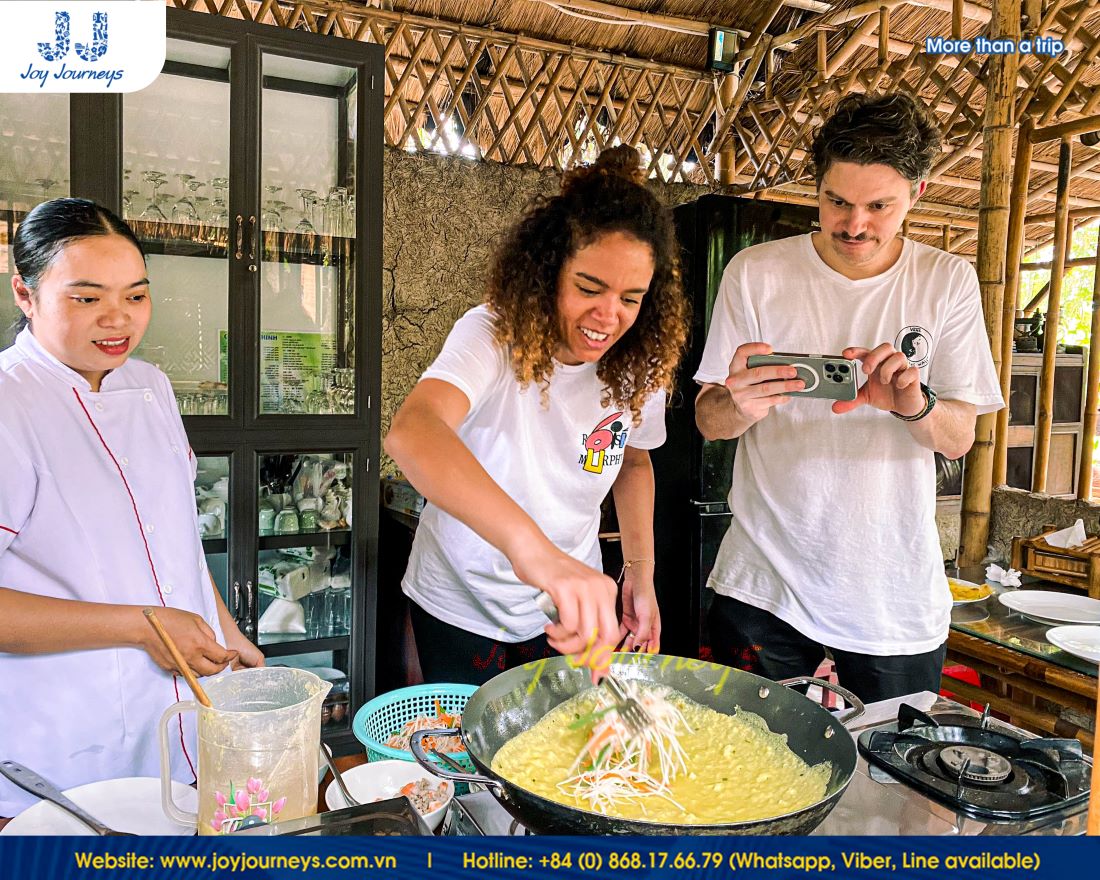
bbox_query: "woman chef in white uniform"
[0,199,263,821]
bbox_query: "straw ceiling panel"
[170,0,1100,253]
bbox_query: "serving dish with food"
[323,760,453,832]
[948,577,993,605]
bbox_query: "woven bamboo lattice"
[167,0,1100,253]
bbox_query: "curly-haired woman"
[385,145,689,684]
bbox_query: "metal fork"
[599,673,656,741]
[534,591,655,740]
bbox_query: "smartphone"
[746,352,859,401]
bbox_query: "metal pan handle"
[408,728,502,791]
[778,676,865,726]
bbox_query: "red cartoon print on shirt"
[580,412,628,474]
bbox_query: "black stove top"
[857,703,1092,822]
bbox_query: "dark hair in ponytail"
[10,198,145,336]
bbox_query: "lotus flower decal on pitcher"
[210,777,287,833]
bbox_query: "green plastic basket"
[352,683,478,773]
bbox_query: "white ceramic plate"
[998,590,1100,626]
[1,777,196,836]
[948,578,993,606]
[1046,625,1100,664]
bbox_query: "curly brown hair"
[485,145,689,422]
[810,92,942,193]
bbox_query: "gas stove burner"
[857,702,1092,822]
[938,745,1012,784]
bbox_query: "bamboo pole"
[1033,138,1074,494]
[878,6,890,65]
[995,118,1034,486]
[1026,206,1100,224]
[710,37,770,157]
[1023,255,1100,270]
[1030,113,1100,144]
[717,74,738,185]
[1077,235,1100,500]
[957,0,1018,567]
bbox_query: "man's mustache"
[834,233,874,242]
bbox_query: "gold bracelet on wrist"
[618,558,655,581]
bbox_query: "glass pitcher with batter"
[159,667,331,834]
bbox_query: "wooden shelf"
[260,634,350,656]
[129,218,354,266]
[259,530,351,551]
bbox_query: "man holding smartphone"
[693,92,1004,702]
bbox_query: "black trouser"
[409,601,558,685]
[708,594,947,704]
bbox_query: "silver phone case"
[746,353,859,401]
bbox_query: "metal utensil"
[0,762,136,836]
[320,743,359,807]
[534,591,634,651]
[534,591,655,740]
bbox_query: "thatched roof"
[173,0,1100,255]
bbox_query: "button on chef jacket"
[0,328,225,817]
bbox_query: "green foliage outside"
[1018,223,1099,347]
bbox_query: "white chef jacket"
[0,328,225,817]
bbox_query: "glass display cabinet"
[1,10,383,750]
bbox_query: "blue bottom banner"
[0,836,1097,880]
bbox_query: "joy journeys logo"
[1,1,164,93]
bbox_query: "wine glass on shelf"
[139,171,168,221]
[324,186,349,237]
[208,195,228,221]
[207,177,229,241]
[262,184,283,232]
[294,188,316,234]
[33,178,58,206]
[343,192,355,239]
[122,189,139,220]
[192,195,211,224]
[171,173,198,224]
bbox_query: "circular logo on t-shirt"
[895,325,932,369]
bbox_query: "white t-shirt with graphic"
[694,234,1004,656]
[402,305,667,642]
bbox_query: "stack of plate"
[997,591,1100,664]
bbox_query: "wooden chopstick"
[143,608,213,708]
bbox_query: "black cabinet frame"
[58,8,383,751]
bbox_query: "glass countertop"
[948,566,1098,680]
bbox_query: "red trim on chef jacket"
[0,525,17,536]
[72,388,198,783]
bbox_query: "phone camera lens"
[837,364,850,373]
[824,364,835,373]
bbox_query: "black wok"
[411,654,862,835]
